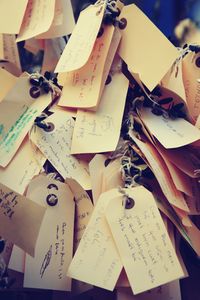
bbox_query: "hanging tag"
[24,174,75,291]
[118,4,179,91]
[30,110,91,190]
[16,0,56,42]
[71,72,128,154]
[106,186,184,295]
[55,1,106,72]
[67,189,123,290]
[0,182,46,256]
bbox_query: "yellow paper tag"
[106,186,184,294]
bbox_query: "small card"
[0,136,45,194]
[118,4,179,91]
[67,189,123,290]
[71,73,128,153]
[36,0,75,39]
[24,175,75,291]
[30,110,91,190]
[0,74,51,167]
[106,186,184,294]
[55,1,106,72]
[0,182,46,256]
[58,26,121,109]
[182,52,200,122]
[65,178,93,250]
[140,107,200,148]
[17,0,56,41]
[0,0,28,34]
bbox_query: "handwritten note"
[0,136,45,194]
[30,110,91,190]
[0,182,46,256]
[67,189,123,290]
[130,134,189,212]
[16,0,55,42]
[0,0,28,34]
[106,186,184,294]
[118,4,179,91]
[3,34,21,71]
[140,107,200,148]
[37,0,75,39]
[182,52,200,122]
[0,74,51,167]
[55,1,106,72]
[66,178,93,250]
[24,175,74,291]
[58,26,121,109]
[71,73,128,153]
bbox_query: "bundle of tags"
[0,0,200,299]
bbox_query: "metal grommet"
[124,197,135,209]
[105,74,112,85]
[46,194,58,207]
[29,86,41,98]
[195,57,200,68]
[43,122,55,132]
[97,27,104,38]
[119,18,127,30]
[47,183,58,190]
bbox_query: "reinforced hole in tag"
[43,122,55,132]
[47,183,58,190]
[119,18,127,30]
[195,57,200,68]
[105,74,112,85]
[125,197,135,209]
[46,194,58,207]
[29,86,41,99]
[97,27,104,38]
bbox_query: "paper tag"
[0,0,28,34]
[0,68,17,102]
[55,1,106,72]
[65,178,93,250]
[59,26,121,109]
[16,0,55,41]
[24,175,75,291]
[0,182,46,256]
[0,136,45,194]
[130,134,189,212]
[140,107,200,148]
[71,73,128,153]
[0,75,51,167]
[3,34,21,71]
[106,186,184,294]
[67,189,123,290]
[101,158,123,193]
[8,246,25,273]
[118,4,179,91]
[182,52,200,122]
[116,280,182,300]
[36,0,75,39]
[30,110,91,190]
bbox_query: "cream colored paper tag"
[24,175,75,291]
[0,182,46,256]
[106,186,184,295]
[0,0,28,34]
[55,1,106,72]
[0,75,51,167]
[0,136,45,194]
[37,0,75,39]
[58,26,121,109]
[30,110,91,190]
[17,0,56,42]
[3,34,21,71]
[0,68,17,102]
[71,73,128,153]
[118,4,179,91]
[67,189,123,290]
[140,107,200,148]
